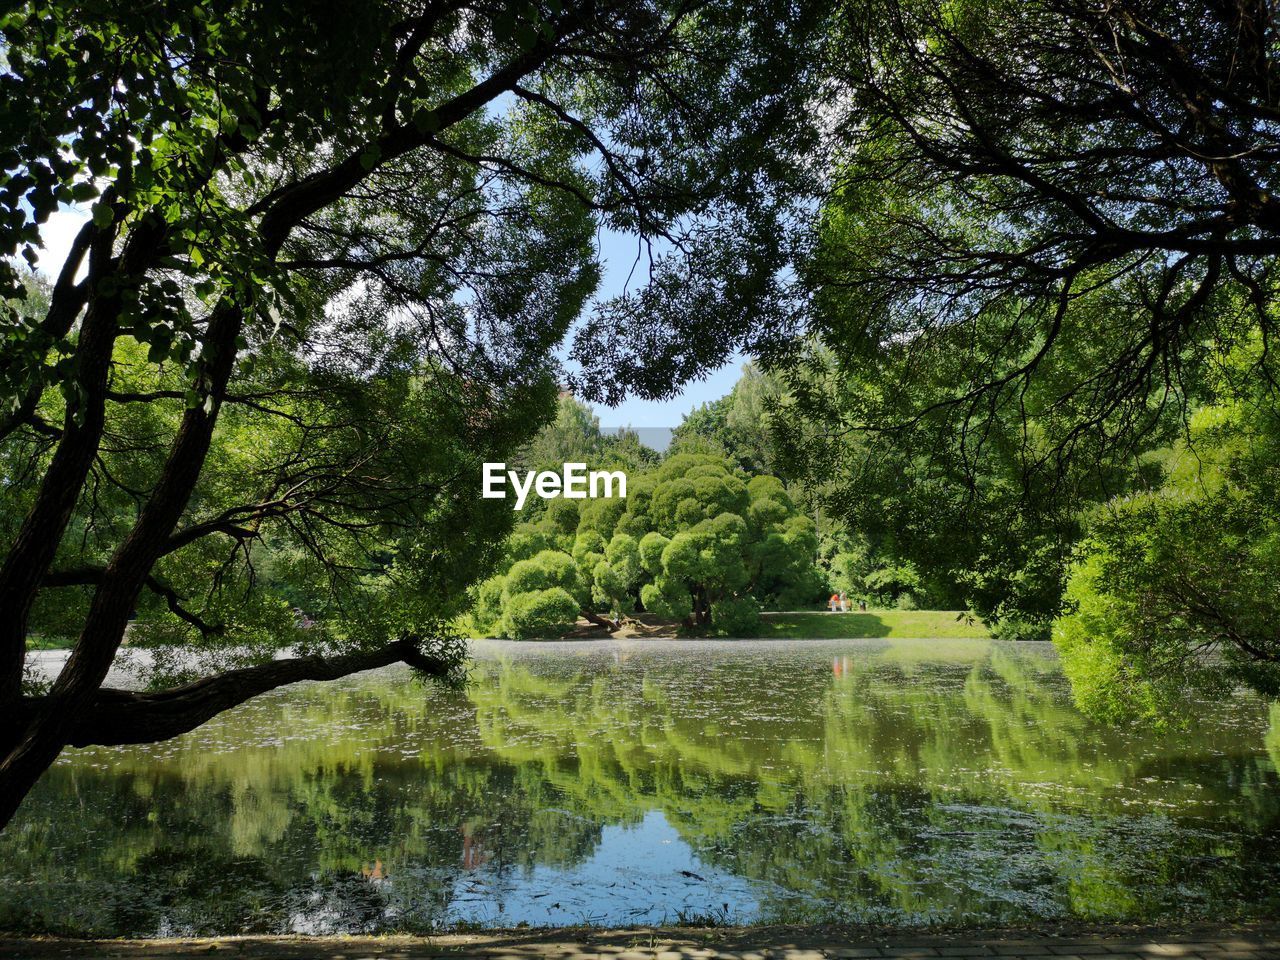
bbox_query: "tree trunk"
[0,287,121,704]
[696,586,712,626]
[0,214,159,706]
[582,609,621,632]
[0,299,242,834]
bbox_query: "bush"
[990,614,1050,643]
[473,576,506,632]
[502,587,580,639]
[504,550,583,599]
[638,531,670,574]
[640,578,692,621]
[713,595,761,635]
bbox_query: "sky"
[577,227,745,433]
[33,206,88,285]
[33,205,744,439]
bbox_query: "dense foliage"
[472,452,821,637]
[781,0,1280,648]
[1056,350,1280,720]
[669,362,786,478]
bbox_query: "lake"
[3,638,1279,936]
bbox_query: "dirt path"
[3,922,1278,960]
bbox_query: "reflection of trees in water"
[2,644,1279,934]
[745,645,1280,922]
[0,687,604,936]
[465,644,1280,923]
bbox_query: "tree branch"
[24,636,452,747]
[40,567,223,637]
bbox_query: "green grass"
[753,609,990,639]
[25,635,75,650]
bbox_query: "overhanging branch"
[24,636,450,748]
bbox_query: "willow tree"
[0,0,827,829]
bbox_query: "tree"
[669,396,736,459]
[1056,358,1280,722]
[517,392,658,482]
[621,455,819,629]
[817,0,1280,457]
[0,0,830,830]
[724,362,784,475]
[471,528,643,637]
[519,394,603,471]
[775,321,1172,637]
[473,453,820,636]
[669,361,787,478]
[784,0,1280,635]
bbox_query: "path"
[2,923,1278,960]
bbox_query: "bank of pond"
[26,609,990,650]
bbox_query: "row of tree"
[471,405,822,637]
[657,333,1280,723]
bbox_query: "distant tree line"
[471,398,822,637]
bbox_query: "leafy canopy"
[472,452,821,637]
[781,0,1280,639]
[1056,348,1280,722]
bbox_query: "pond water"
[3,638,1280,936]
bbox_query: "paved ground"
[2,924,1278,960]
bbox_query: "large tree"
[819,0,1280,432]
[0,0,827,829]
[785,0,1280,635]
[472,453,820,637]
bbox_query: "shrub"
[502,587,580,639]
[713,595,762,635]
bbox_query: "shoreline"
[3,920,1278,959]
[25,610,995,655]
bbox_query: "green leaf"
[71,181,100,203]
[91,204,114,228]
[413,109,440,134]
[358,146,381,170]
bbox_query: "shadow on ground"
[3,922,1279,960]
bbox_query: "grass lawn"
[466,609,994,641]
[754,609,990,639]
[25,635,74,650]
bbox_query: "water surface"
[3,638,1279,935]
